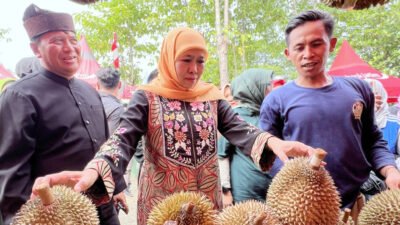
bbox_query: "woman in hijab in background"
[361,78,400,200]
[31,27,315,225]
[365,79,400,154]
[218,69,275,207]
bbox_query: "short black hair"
[285,10,334,45]
[146,69,158,84]
[96,67,121,89]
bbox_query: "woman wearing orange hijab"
[30,27,315,225]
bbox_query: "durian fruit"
[147,191,217,225]
[70,0,102,4]
[266,149,341,225]
[217,200,281,225]
[338,208,355,225]
[320,0,390,9]
[358,189,400,224]
[12,184,99,225]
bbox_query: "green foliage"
[0,28,10,42]
[74,0,399,85]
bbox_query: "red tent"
[377,76,400,103]
[75,35,100,89]
[328,40,382,78]
[121,83,136,100]
[328,40,400,103]
[0,64,14,79]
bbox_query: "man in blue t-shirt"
[260,10,400,218]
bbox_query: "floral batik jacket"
[86,90,273,225]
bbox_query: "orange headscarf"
[138,27,224,102]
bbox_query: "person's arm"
[0,89,37,223]
[380,165,400,189]
[217,100,313,172]
[83,90,149,204]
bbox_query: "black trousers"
[97,200,121,225]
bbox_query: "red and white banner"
[111,32,119,69]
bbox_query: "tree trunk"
[215,0,229,88]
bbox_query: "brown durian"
[11,184,99,225]
[266,149,341,225]
[320,0,390,9]
[147,191,217,225]
[70,0,100,4]
[217,200,281,225]
[358,189,400,224]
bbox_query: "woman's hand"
[267,136,315,162]
[113,191,129,214]
[31,169,99,199]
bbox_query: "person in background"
[96,67,124,134]
[96,67,129,214]
[30,27,316,225]
[361,79,400,200]
[15,56,41,78]
[221,83,238,107]
[0,4,119,224]
[260,10,400,220]
[365,79,400,154]
[218,68,274,207]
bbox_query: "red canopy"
[377,76,400,103]
[75,35,100,89]
[328,40,382,78]
[0,64,14,79]
[121,83,136,100]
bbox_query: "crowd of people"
[0,4,399,225]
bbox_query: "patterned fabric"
[89,90,272,225]
[137,92,221,224]
[160,98,216,168]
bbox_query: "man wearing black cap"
[0,4,121,224]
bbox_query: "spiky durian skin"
[11,185,99,225]
[320,0,390,9]
[147,191,217,225]
[217,200,281,225]
[358,189,400,224]
[266,157,341,225]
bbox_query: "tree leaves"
[74,0,399,85]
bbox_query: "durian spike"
[182,202,195,215]
[309,148,327,170]
[342,208,351,223]
[254,212,268,225]
[36,183,54,206]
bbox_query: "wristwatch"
[222,187,231,194]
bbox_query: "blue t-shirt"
[260,77,396,208]
[381,115,400,154]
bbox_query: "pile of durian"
[148,148,400,224]
[12,184,99,225]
